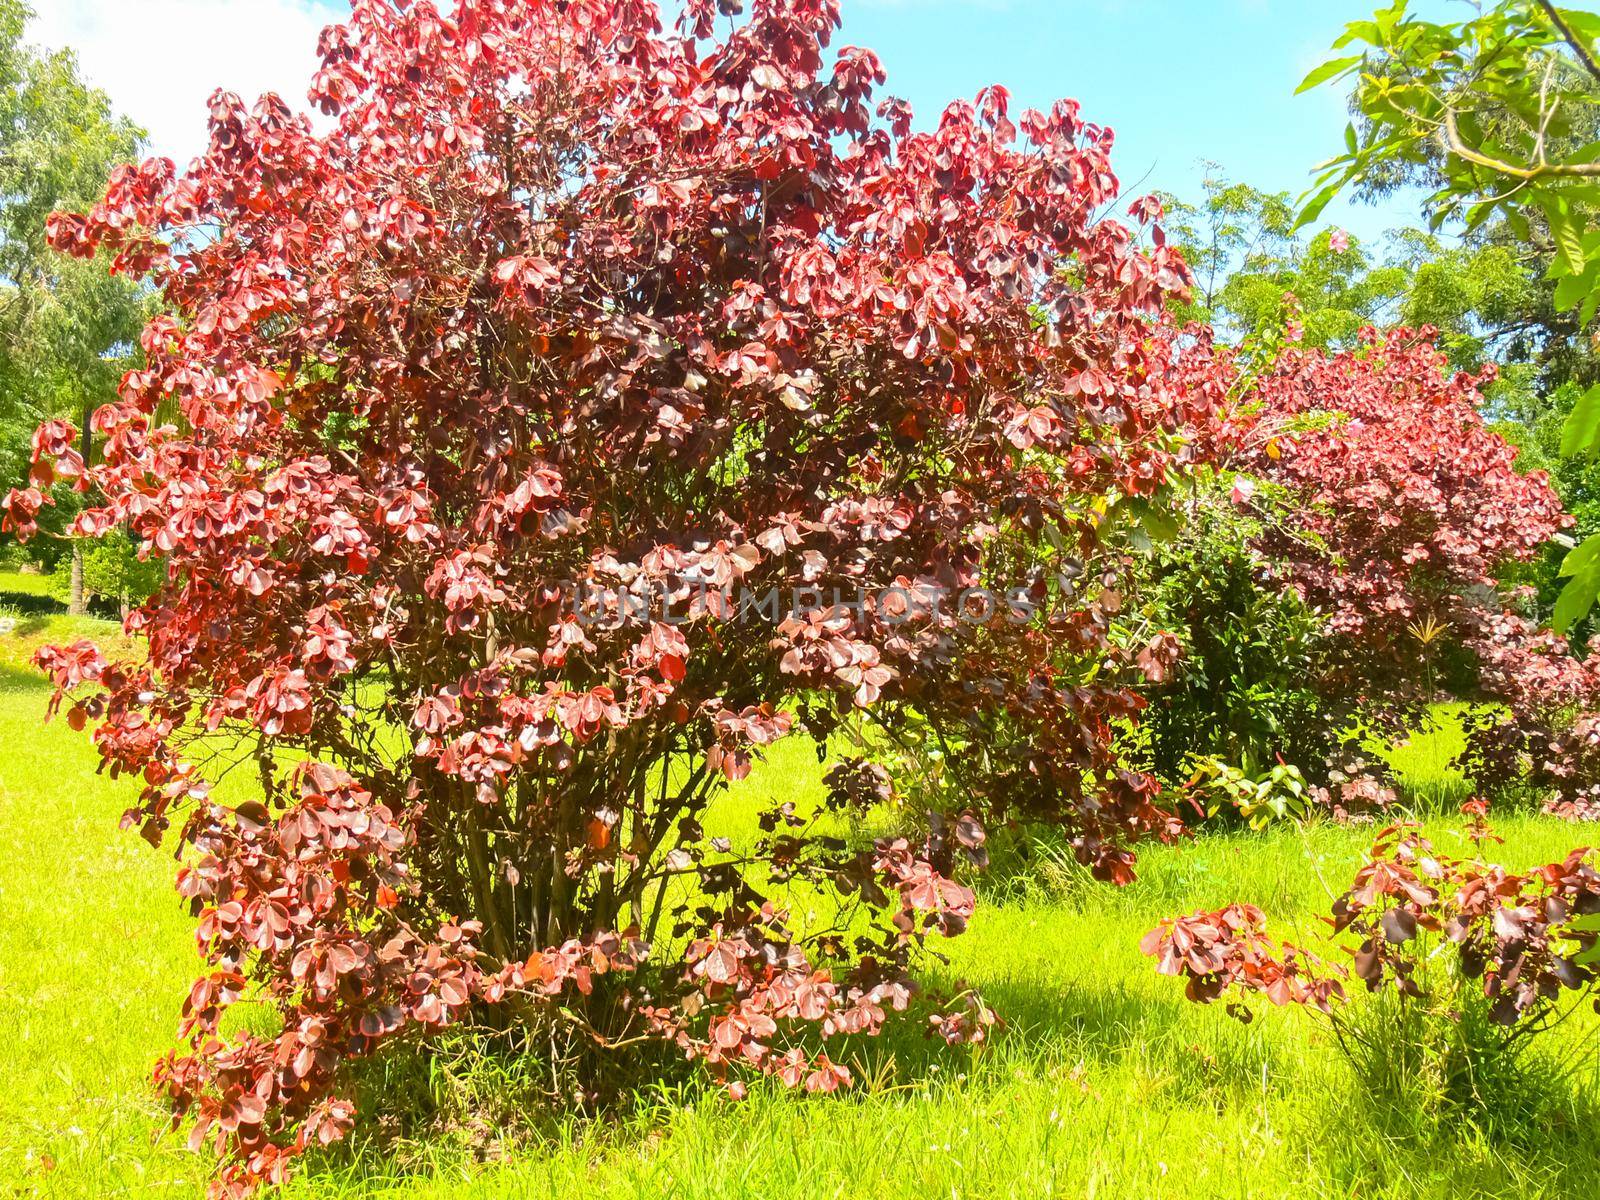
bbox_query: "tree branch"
[1538,1,1600,84]
[1443,107,1600,179]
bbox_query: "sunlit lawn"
[3,611,1599,1199]
[0,570,52,599]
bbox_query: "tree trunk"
[68,545,86,616]
[67,405,92,617]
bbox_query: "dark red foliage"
[1209,327,1568,710]
[1144,821,1600,1031]
[7,1,1215,1192]
[1140,902,1345,1013]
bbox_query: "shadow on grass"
[0,659,48,692]
[1395,772,1475,814]
[222,952,1600,1197]
[0,588,120,620]
[0,588,65,617]
[299,972,1252,1188]
[1312,1066,1600,1200]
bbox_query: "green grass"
[2,617,1599,1198]
[0,569,57,600]
[1380,702,1477,808]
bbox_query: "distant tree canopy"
[1163,169,1536,386]
[0,0,146,567]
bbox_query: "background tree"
[1296,0,1600,630]
[1165,169,1409,347]
[1133,324,1580,818]
[0,0,146,610]
[1165,167,1536,379]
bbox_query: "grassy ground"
[0,570,53,598]
[0,570,139,687]
[2,613,1599,1199]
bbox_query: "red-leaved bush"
[4,0,1212,1192]
[1195,326,1600,808]
[1218,328,1568,711]
[1145,819,1600,1032]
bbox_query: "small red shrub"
[1144,821,1600,1031]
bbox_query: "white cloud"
[27,0,341,165]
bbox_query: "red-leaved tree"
[1225,328,1568,709]
[3,0,1209,1192]
[1194,326,1600,810]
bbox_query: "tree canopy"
[0,0,146,566]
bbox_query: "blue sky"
[833,0,1430,243]
[33,0,1436,243]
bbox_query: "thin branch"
[1536,54,1559,166]
[1442,107,1600,178]
[1538,0,1600,84]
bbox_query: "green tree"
[0,0,145,609]
[1165,168,1537,389]
[1296,0,1600,630]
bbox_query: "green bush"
[1128,477,1344,790]
[47,532,162,610]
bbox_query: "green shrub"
[1128,477,1345,789]
[47,532,162,610]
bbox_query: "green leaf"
[1568,913,1600,966]
[1294,179,1344,232]
[1560,529,1600,579]
[1554,569,1599,634]
[1333,20,1381,50]
[1558,9,1600,44]
[1545,197,1590,279]
[1555,536,1600,633]
[1560,383,1600,458]
[1122,496,1181,546]
[1138,502,1181,544]
[1556,184,1600,207]
[1554,270,1593,311]
[1297,55,1362,95]
[1565,141,1600,168]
